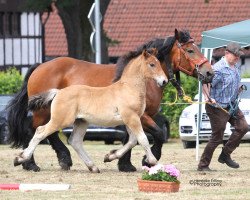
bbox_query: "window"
[0,12,21,37]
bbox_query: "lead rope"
[161,87,230,115]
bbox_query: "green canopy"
[201,19,250,49]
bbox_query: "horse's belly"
[76,112,123,127]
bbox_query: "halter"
[164,38,209,97]
[176,39,209,80]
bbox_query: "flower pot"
[137,179,180,193]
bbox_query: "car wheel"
[182,140,196,149]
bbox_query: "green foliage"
[0,68,23,94]
[25,0,52,11]
[142,170,179,182]
[161,73,198,138]
[241,72,250,78]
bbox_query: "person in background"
[198,42,248,171]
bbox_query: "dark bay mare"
[7,29,214,172]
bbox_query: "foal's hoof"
[104,154,112,163]
[88,166,100,173]
[142,155,157,167]
[14,157,23,167]
[104,149,117,163]
[22,160,41,172]
[118,163,137,172]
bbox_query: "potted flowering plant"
[137,164,180,193]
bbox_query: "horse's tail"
[28,89,59,111]
[7,63,40,148]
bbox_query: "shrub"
[161,73,198,138]
[0,68,23,94]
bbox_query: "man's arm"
[202,83,216,103]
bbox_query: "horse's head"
[164,29,214,83]
[142,49,168,87]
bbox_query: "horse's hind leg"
[47,132,72,170]
[68,119,100,173]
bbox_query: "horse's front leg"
[47,132,72,170]
[141,114,164,167]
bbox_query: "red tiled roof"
[104,0,250,57]
[43,9,68,57]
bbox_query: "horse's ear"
[151,48,158,56]
[175,29,179,41]
[143,49,150,58]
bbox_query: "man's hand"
[205,97,216,104]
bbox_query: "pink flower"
[164,164,180,178]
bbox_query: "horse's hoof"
[59,162,71,171]
[22,160,41,172]
[118,163,137,172]
[58,152,73,170]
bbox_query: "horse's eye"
[187,49,194,54]
[149,63,155,67]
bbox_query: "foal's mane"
[113,30,191,82]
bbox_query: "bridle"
[163,38,209,96]
[175,39,209,80]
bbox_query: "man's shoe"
[197,166,213,171]
[218,151,239,168]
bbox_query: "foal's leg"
[117,131,137,172]
[68,119,100,173]
[14,123,58,166]
[105,115,157,166]
[20,115,41,172]
[33,111,73,171]
[140,114,164,167]
[104,128,137,162]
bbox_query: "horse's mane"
[157,30,191,61]
[113,30,191,82]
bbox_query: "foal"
[14,49,168,172]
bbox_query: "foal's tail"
[7,63,40,148]
[28,89,59,111]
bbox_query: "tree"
[26,0,111,62]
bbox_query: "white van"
[179,78,250,148]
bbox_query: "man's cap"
[226,42,244,57]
